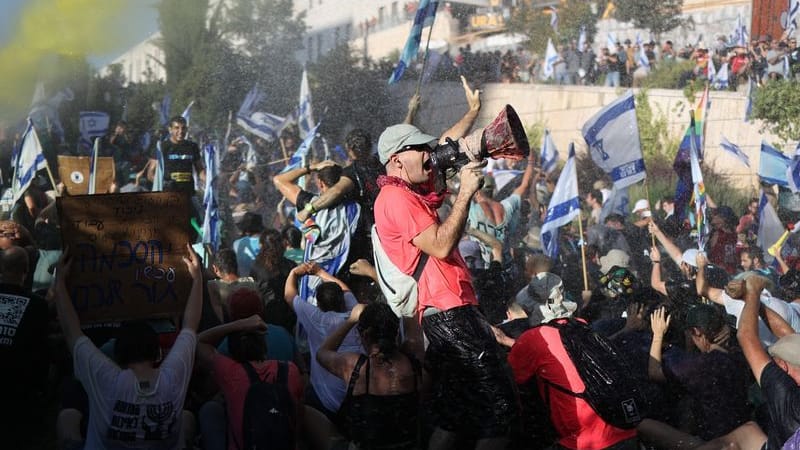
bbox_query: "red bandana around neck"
[377,175,447,210]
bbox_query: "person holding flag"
[139,116,205,195]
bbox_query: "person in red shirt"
[196,313,304,450]
[373,123,519,450]
[501,323,638,449]
[708,206,739,274]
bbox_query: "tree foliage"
[752,80,800,143]
[613,0,684,37]
[310,44,394,142]
[507,0,597,55]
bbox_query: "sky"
[0,0,159,67]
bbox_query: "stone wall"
[391,81,784,191]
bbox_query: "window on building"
[307,36,313,61]
[391,2,398,23]
[378,6,385,25]
[316,34,322,60]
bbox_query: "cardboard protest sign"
[57,192,192,323]
[57,155,116,195]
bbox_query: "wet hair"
[256,229,284,272]
[214,248,239,276]
[0,245,28,280]
[742,246,764,263]
[169,116,187,127]
[281,224,302,249]
[317,164,342,188]
[316,281,345,312]
[345,129,372,158]
[115,321,160,367]
[228,331,267,362]
[587,189,603,203]
[357,303,400,361]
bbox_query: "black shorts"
[422,305,519,439]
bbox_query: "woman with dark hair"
[315,303,423,450]
[249,228,297,331]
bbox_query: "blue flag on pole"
[757,189,784,263]
[540,129,559,174]
[786,142,800,193]
[543,38,559,80]
[582,90,646,189]
[236,85,288,141]
[298,69,315,138]
[153,140,165,192]
[541,143,580,260]
[79,111,110,151]
[759,142,790,186]
[181,100,195,128]
[282,123,321,173]
[719,135,750,168]
[202,143,220,250]
[159,94,171,126]
[12,119,48,204]
[88,137,99,195]
[388,0,439,84]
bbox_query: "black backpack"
[236,361,294,450]
[539,318,646,429]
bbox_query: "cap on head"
[599,249,630,274]
[377,124,438,165]
[768,334,800,366]
[632,199,651,216]
[682,248,699,267]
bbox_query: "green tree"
[223,0,307,116]
[157,0,212,91]
[508,0,598,55]
[752,80,800,143]
[613,0,684,38]
[310,44,393,143]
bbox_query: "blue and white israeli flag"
[389,0,439,84]
[79,111,110,151]
[582,90,646,189]
[541,143,580,260]
[719,135,750,168]
[759,141,790,186]
[540,129,559,174]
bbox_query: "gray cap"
[768,334,800,366]
[377,124,438,165]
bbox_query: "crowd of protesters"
[1,73,800,450]
[421,32,800,92]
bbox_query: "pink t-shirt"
[212,354,304,450]
[374,184,477,313]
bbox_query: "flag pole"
[223,110,232,149]
[414,4,438,98]
[577,210,589,291]
[44,163,58,195]
[644,179,656,247]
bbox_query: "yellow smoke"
[0,0,136,120]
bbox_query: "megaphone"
[429,104,530,171]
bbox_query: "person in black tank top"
[316,302,423,450]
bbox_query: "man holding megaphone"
[372,104,529,450]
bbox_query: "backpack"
[371,224,429,317]
[236,361,294,450]
[538,318,646,429]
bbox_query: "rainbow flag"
[673,85,710,222]
[688,112,708,250]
